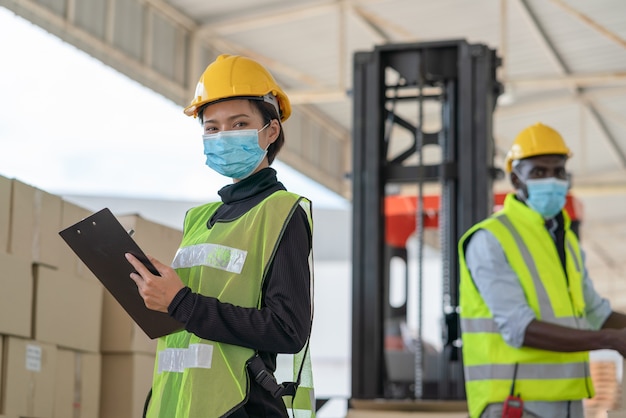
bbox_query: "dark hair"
[197,98,285,165]
[250,100,284,165]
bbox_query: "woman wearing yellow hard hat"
[126,54,315,418]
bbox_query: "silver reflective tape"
[462,316,580,334]
[495,215,555,321]
[185,344,214,369]
[157,344,214,373]
[293,407,314,418]
[465,361,589,382]
[158,348,187,373]
[172,244,247,274]
[461,318,500,333]
[566,240,581,273]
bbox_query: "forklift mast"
[351,40,502,401]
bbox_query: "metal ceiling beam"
[339,2,349,92]
[274,69,626,106]
[200,36,324,88]
[350,4,415,42]
[499,0,509,81]
[517,0,626,167]
[496,85,626,117]
[140,0,198,29]
[197,1,338,36]
[505,72,626,87]
[349,5,391,43]
[197,0,389,35]
[548,0,626,50]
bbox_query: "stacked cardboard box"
[54,349,101,418]
[33,265,103,353]
[0,176,104,418]
[0,252,32,339]
[1,336,57,418]
[0,174,184,418]
[8,179,63,267]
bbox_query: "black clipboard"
[59,207,183,339]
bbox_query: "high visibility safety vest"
[459,194,593,418]
[147,190,315,418]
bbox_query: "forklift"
[349,39,502,417]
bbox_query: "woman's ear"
[267,119,281,144]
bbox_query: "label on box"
[25,344,42,372]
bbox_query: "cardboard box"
[8,179,63,266]
[33,265,103,352]
[100,353,155,418]
[1,336,57,418]
[52,350,73,418]
[58,199,97,279]
[54,349,101,418]
[100,291,157,354]
[0,175,11,251]
[0,253,33,338]
[116,214,182,265]
[78,352,101,418]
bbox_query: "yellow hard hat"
[184,54,291,122]
[504,122,572,172]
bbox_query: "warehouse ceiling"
[2,0,626,305]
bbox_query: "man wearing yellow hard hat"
[458,123,626,418]
[126,54,315,418]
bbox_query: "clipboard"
[59,207,183,339]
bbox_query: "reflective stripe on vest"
[495,214,555,320]
[465,362,590,381]
[157,344,214,373]
[459,194,593,418]
[172,243,247,274]
[290,200,316,418]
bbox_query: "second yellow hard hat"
[504,123,572,172]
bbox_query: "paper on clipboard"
[59,207,183,339]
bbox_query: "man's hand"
[125,253,185,313]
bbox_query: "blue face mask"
[203,125,269,179]
[523,177,569,219]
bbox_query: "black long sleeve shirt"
[167,168,313,417]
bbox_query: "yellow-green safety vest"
[147,190,315,418]
[459,194,593,418]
